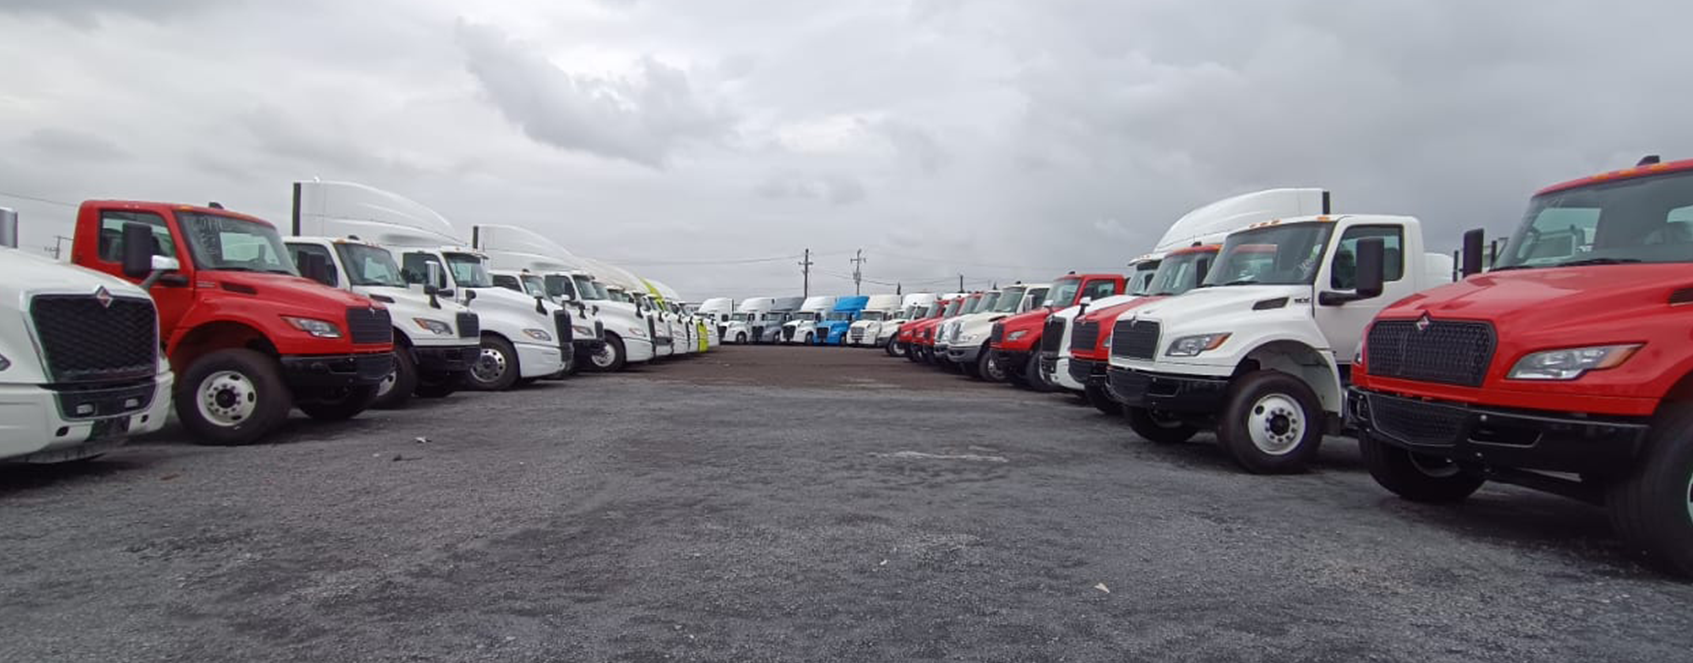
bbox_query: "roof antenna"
[1638,155,1662,166]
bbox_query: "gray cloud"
[755,172,867,206]
[0,0,228,28]
[20,127,128,161]
[455,21,736,168]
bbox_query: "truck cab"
[917,294,980,363]
[1108,214,1453,474]
[819,296,870,346]
[1066,246,1218,415]
[845,294,905,348]
[696,297,733,342]
[946,285,1056,378]
[73,200,394,445]
[934,291,997,364]
[757,297,804,343]
[723,297,774,344]
[291,181,567,391]
[1,238,174,462]
[286,236,480,408]
[991,273,1124,389]
[1349,156,1693,576]
[782,296,838,344]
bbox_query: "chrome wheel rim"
[471,347,508,383]
[983,353,1005,381]
[1246,393,1304,456]
[376,368,397,398]
[196,370,257,428]
[590,342,617,368]
[1685,471,1693,524]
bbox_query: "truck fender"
[167,319,275,374]
[1236,339,1343,416]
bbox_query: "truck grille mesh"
[1040,317,1064,353]
[456,312,480,338]
[1071,320,1101,353]
[1110,319,1160,360]
[30,295,158,383]
[990,322,1004,344]
[1366,319,1495,387]
[554,311,573,346]
[1369,395,1468,447]
[346,307,392,345]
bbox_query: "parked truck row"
[0,180,718,461]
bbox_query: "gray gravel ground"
[3,345,1691,662]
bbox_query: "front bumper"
[413,344,479,375]
[945,343,985,363]
[1348,387,1650,476]
[1106,367,1230,414]
[1068,357,1109,388]
[0,375,173,463]
[280,352,394,389]
[993,349,1030,373]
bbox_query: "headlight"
[282,316,343,338]
[627,326,648,337]
[574,325,593,335]
[1507,344,1641,381]
[522,328,553,342]
[958,333,982,345]
[413,318,454,335]
[1165,333,1231,357]
[1007,330,1028,342]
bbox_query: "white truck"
[645,279,697,355]
[723,297,774,344]
[845,294,904,348]
[696,297,733,342]
[284,236,481,408]
[291,181,568,390]
[1107,213,1453,473]
[757,297,805,343]
[581,257,670,361]
[0,230,175,463]
[943,284,1050,379]
[934,289,1002,365]
[781,295,838,344]
[1043,188,1333,394]
[470,224,619,370]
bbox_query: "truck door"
[1313,222,1412,368]
[87,208,197,343]
[1079,277,1119,304]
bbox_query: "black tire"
[1605,406,1693,577]
[466,334,521,391]
[886,337,901,357]
[976,347,1006,382]
[413,375,460,399]
[906,344,922,362]
[1125,406,1198,444]
[1024,352,1055,393]
[1085,384,1122,416]
[373,347,418,410]
[297,384,379,421]
[1216,370,1325,474]
[1359,431,1484,503]
[737,332,747,344]
[174,348,293,446]
[588,333,628,373]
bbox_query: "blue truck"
[817,295,869,346]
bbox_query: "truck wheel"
[1024,353,1055,393]
[1085,384,1122,416]
[467,335,521,391]
[373,347,418,410]
[976,347,1006,382]
[413,375,459,399]
[589,333,627,372]
[297,384,379,421]
[174,348,293,446]
[1359,431,1483,503]
[906,345,921,362]
[1217,370,1324,474]
[1605,406,1693,577]
[886,338,901,357]
[737,332,747,344]
[1126,407,1197,444]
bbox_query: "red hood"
[205,270,384,309]
[991,308,1052,351]
[1377,263,1693,327]
[1072,296,1166,360]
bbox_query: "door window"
[287,244,338,287]
[97,210,177,263]
[1082,279,1118,300]
[401,252,448,288]
[1329,225,1405,290]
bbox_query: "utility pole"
[799,248,814,297]
[958,274,964,292]
[850,249,865,295]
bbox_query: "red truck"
[903,296,964,364]
[1349,156,1693,575]
[1065,246,1219,417]
[71,201,394,445]
[989,272,1124,390]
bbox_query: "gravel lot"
[3,344,1691,662]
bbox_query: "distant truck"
[1065,245,1219,414]
[723,297,774,344]
[989,273,1123,390]
[818,296,869,345]
[1350,156,1693,576]
[696,297,733,340]
[72,200,394,445]
[470,224,617,370]
[845,294,905,348]
[757,297,804,343]
[782,296,838,344]
[1,229,174,462]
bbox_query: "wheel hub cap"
[197,370,257,428]
[1247,394,1304,456]
[377,369,397,397]
[472,348,507,382]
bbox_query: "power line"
[0,190,78,208]
[598,253,802,267]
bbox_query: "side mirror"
[299,252,334,286]
[138,255,181,290]
[463,289,476,302]
[1318,237,1385,306]
[120,222,157,278]
[425,262,443,294]
[1460,228,1485,277]
[535,296,547,314]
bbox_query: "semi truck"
[72,200,394,445]
[696,297,733,341]
[285,236,480,407]
[470,224,618,370]
[845,294,905,348]
[945,284,1052,379]
[1349,156,1693,576]
[818,295,869,346]
[1107,213,1453,474]
[914,294,978,363]
[1065,245,1219,414]
[757,297,805,343]
[782,295,838,344]
[989,273,1124,390]
[2,228,174,461]
[291,181,567,391]
[723,297,774,344]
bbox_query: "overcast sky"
[1,0,1687,299]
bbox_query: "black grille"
[1068,358,1100,386]
[752,325,764,341]
[1369,395,1469,447]
[594,320,605,340]
[1071,320,1101,354]
[1366,319,1495,387]
[1040,317,1065,353]
[784,326,795,341]
[1111,319,1160,360]
[30,295,158,383]
[718,325,727,339]
[990,322,1005,344]
[554,311,573,346]
[346,307,392,345]
[456,312,480,338]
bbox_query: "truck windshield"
[859,311,886,321]
[573,276,605,300]
[1202,222,1334,287]
[1497,169,1693,269]
[1145,250,1216,296]
[1044,278,1080,307]
[444,253,494,287]
[545,275,577,300]
[334,243,405,287]
[943,300,963,316]
[991,287,1026,313]
[731,312,752,322]
[179,212,295,274]
[1128,261,1160,295]
[826,311,854,321]
[521,275,546,296]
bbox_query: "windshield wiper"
[1200,279,1260,288]
[1554,257,1644,267]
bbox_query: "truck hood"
[359,285,472,317]
[1,248,149,301]
[208,270,380,309]
[1135,284,1309,330]
[1379,263,1693,328]
[998,308,1053,334]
